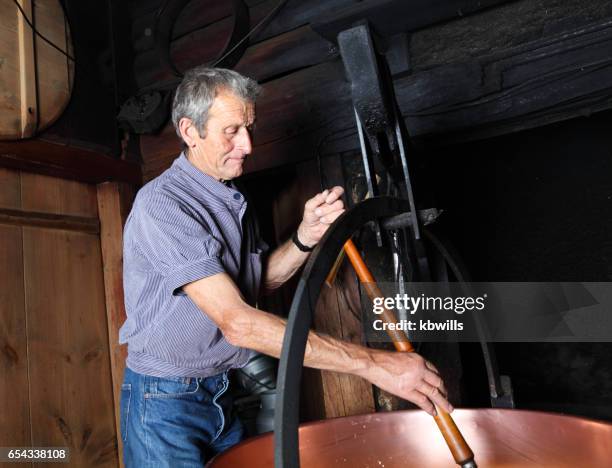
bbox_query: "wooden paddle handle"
[343,239,475,465]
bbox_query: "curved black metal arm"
[274,197,411,468]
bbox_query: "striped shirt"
[119,153,267,378]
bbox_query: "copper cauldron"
[207,409,612,467]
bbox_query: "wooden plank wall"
[0,168,118,467]
[0,168,30,464]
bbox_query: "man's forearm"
[222,303,454,416]
[224,304,371,377]
[262,238,310,291]
[185,272,453,415]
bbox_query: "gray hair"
[171,66,261,139]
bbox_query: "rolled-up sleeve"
[132,192,224,295]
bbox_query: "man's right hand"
[359,349,453,416]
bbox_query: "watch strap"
[292,231,314,252]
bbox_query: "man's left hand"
[296,186,345,248]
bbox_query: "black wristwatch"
[292,231,315,252]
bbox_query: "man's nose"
[236,127,252,155]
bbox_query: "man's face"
[187,89,255,181]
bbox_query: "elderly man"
[119,66,452,467]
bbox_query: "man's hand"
[261,186,345,290]
[359,349,452,416]
[296,186,345,248]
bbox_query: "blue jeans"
[120,367,243,467]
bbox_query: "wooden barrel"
[0,0,74,140]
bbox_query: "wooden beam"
[0,139,142,185]
[131,0,514,91]
[137,0,612,180]
[0,207,100,233]
[97,182,135,468]
[397,17,612,144]
[311,0,510,42]
[132,0,339,89]
[131,0,349,55]
[134,24,336,89]
[234,26,334,81]
[141,15,612,180]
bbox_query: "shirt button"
[233,193,242,200]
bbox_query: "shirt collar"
[174,152,245,207]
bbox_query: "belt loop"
[144,374,151,394]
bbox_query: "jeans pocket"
[120,384,131,441]
[145,377,200,399]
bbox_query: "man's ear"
[178,118,200,148]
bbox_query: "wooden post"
[97,182,135,468]
[268,159,376,420]
[16,0,37,137]
[312,273,376,418]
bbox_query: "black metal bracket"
[337,22,513,407]
[338,23,431,284]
